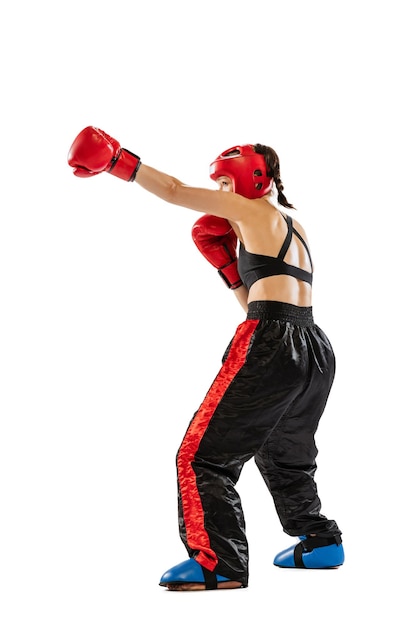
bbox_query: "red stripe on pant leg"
[177,319,259,572]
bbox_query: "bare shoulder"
[291,214,310,241]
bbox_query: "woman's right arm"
[232,285,249,313]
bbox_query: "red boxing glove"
[68,126,141,181]
[192,214,243,289]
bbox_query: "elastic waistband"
[247,301,314,326]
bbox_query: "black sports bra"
[238,213,313,290]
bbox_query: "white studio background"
[0,1,416,624]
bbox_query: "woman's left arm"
[135,164,246,222]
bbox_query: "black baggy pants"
[176,301,341,586]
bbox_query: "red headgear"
[209,145,273,199]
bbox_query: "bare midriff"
[247,275,312,307]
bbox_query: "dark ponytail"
[254,144,295,210]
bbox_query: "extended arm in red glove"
[68,126,141,181]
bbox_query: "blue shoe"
[274,535,344,569]
[159,558,238,590]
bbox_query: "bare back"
[231,198,313,307]
[135,166,313,307]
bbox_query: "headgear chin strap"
[209,145,273,199]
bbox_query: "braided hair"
[254,144,295,209]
